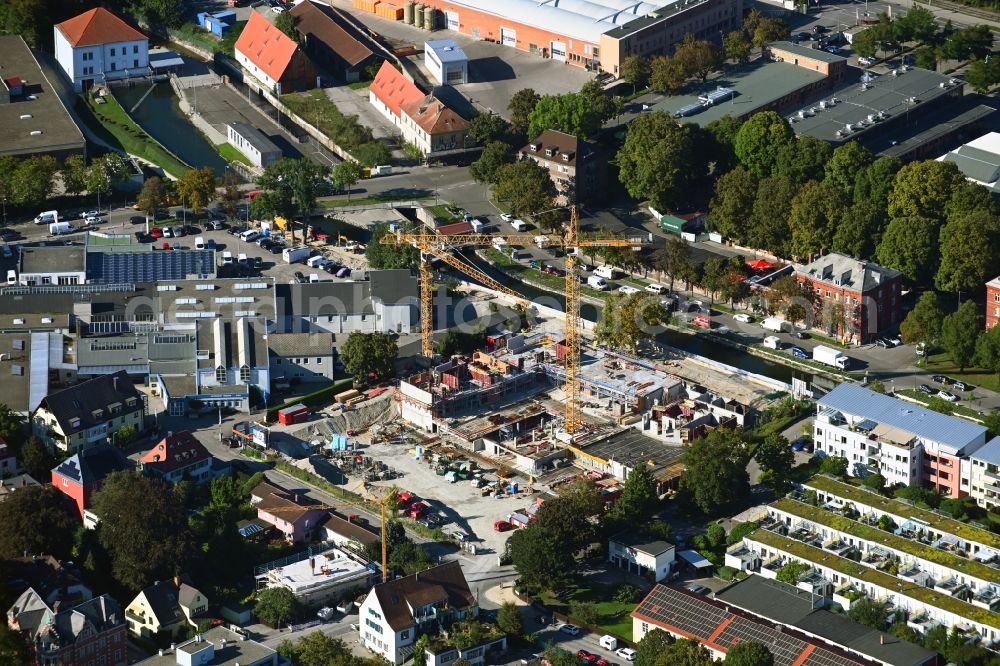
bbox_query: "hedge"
[265,378,354,422]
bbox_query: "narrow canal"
[115,83,229,175]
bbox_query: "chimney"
[113,376,119,392]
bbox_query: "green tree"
[654,236,694,291]
[176,166,217,214]
[0,486,76,559]
[876,215,938,284]
[699,257,728,304]
[863,473,886,493]
[527,92,605,140]
[621,55,651,92]
[706,523,727,550]
[0,404,25,450]
[90,471,195,592]
[824,142,873,196]
[723,30,752,63]
[84,153,130,207]
[665,639,715,666]
[413,634,430,666]
[468,113,510,144]
[848,598,888,630]
[727,521,759,545]
[616,111,700,211]
[788,180,846,259]
[470,141,513,185]
[557,476,605,518]
[674,34,720,82]
[705,116,742,172]
[775,135,831,183]
[497,601,524,636]
[60,155,88,195]
[894,6,937,42]
[367,223,419,269]
[11,155,58,207]
[340,331,398,380]
[853,156,901,207]
[274,9,296,38]
[594,293,670,353]
[751,17,790,47]
[724,641,775,666]
[733,111,794,178]
[935,209,1000,295]
[901,293,944,348]
[255,587,297,627]
[635,629,675,666]
[766,275,810,323]
[832,201,885,261]
[887,160,963,222]
[975,323,1000,381]
[17,436,54,480]
[129,0,184,28]
[507,525,574,591]
[534,496,594,554]
[580,80,623,125]
[946,180,997,220]
[776,560,810,585]
[281,632,361,666]
[940,300,980,371]
[436,328,488,357]
[747,176,795,257]
[492,160,556,216]
[819,456,849,478]
[913,46,937,71]
[611,463,660,523]
[851,28,879,58]
[754,435,795,494]
[650,55,687,94]
[0,620,28,663]
[137,176,168,219]
[331,161,362,201]
[508,88,541,137]
[964,57,1000,94]
[709,166,758,243]
[220,170,242,218]
[679,428,751,515]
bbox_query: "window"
[366,618,382,633]
[110,47,116,56]
[134,59,139,68]
[133,45,139,54]
[110,62,116,71]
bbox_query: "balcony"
[907,612,943,635]
[971,586,1000,612]
[934,576,971,599]
[824,538,853,557]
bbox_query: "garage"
[550,40,566,61]
[445,10,459,31]
[501,27,516,47]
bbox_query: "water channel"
[115,83,229,175]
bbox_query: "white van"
[587,275,609,290]
[222,251,234,265]
[49,221,73,235]
[763,335,782,350]
[645,283,667,295]
[511,219,528,232]
[599,635,618,651]
[306,255,326,268]
[237,253,248,265]
[6,270,16,285]
[34,210,57,225]
[195,236,205,250]
[594,265,621,280]
[309,273,320,283]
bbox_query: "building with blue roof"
[814,383,987,496]
[424,39,467,85]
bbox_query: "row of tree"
[0,153,130,211]
[902,292,1000,377]
[632,628,775,666]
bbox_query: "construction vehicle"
[379,206,646,434]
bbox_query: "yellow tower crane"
[380,206,644,435]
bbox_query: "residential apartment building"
[235,11,316,94]
[814,383,988,495]
[969,437,1000,509]
[126,575,208,639]
[52,443,134,525]
[729,477,1000,647]
[7,589,127,666]
[794,253,903,344]
[986,276,1000,329]
[32,371,146,454]
[54,7,149,91]
[134,626,278,665]
[519,130,604,204]
[140,431,228,485]
[251,480,327,542]
[358,561,476,665]
[369,62,468,156]
[5,555,93,607]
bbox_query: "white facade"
[359,591,414,665]
[227,123,282,169]
[236,48,279,93]
[814,412,922,487]
[424,40,468,85]
[608,534,675,582]
[969,438,1000,510]
[54,28,148,92]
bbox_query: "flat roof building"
[424,39,468,85]
[227,121,282,169]
[262,547,371,608]
[0,35,85,160]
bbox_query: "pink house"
[250,481,326,542]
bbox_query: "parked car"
[733,313,752,323]
[618,285,641,295]
[886,335,901,346]
[560,624,581,636]
[918,384,935,394]
[317,607,335,622]
[208,219,226,230]
[83,210,101,219]
[952,381,970,392]
[790,346,809,359]
[269,245,284,254]
[543,265,563,276]
[150,227,163,239]
[791,437,811,452]
[494,520,513,532]
[616,648,636,662]
[500,213,513,222]
[294,271,306,283]
[182,225,200,235]
[858,56,875,66]
[825,45,841,53]
[795,31,812,41]
[83,215,101,226]
[875,339,890,348]
[577,649,597,662]
[129,215,145,225]
[937,390,959,402]
[685,583,709,594]
[932,375,950,384]
[162,227,174,238]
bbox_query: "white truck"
[594,265,622,280]
[587,275,609,290]
[813,345,850,370]
[761,316,793,334]
[49,221,73,235]
[283,246,311,263]
[34,210,57,225]
[763,335,781,350]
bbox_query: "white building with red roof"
[368,61,468,156]
[54,7,148,92]
[235,10,316,95]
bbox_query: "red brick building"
[51,443,132,525]
[986,276,1000,329]
[794,253,902,344]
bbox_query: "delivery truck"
[283,246,311,263]
[813,345,850,369]
[587,275,609,290]
[761,316,793,334]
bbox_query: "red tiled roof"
[235,11,300,83]
[56,8,147,48]
[401,95,468,136]
[369,60,423,119]
[141,431,212,474]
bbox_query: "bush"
[727,521,759,545]
[716,566,738,581]
[569,601,600,626]
[614,584,641,604]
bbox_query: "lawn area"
[317,193,432,209]
[428,204,459,222]
[82,94,189,178]
[924,351,1000,394]
[216,143,251,166]
[280,90,391,166]
[174,21,245,57]
[541,583,636,640]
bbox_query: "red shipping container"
[277,403,309,425]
